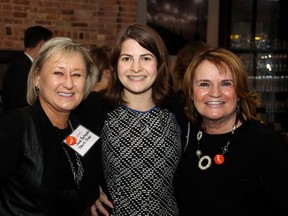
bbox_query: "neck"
[122,90,155,112]
[39,98,70,129]
[93,80,108,92]
[25,47,40,59]
[202,115,240,134]
[50,115,69,129]
[124,100,155,112]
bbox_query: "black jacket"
[0,101,100,216]
[2,53,31,110]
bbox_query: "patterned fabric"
[102,106,181,216]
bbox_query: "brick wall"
[0,0,138,50]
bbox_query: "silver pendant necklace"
[62,120,84,188]
[196,120,237,170]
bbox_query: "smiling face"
[192,60,238,125]
[117,39,158,100]
[35,52,87,115]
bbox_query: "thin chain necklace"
[196,120,238,170]
[62,120,84,188]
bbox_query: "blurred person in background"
[170,41,211,136]
[172,41,210,92]
[2,25,53,111]
[90,46,113,92]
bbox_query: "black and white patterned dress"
[101,105,182,216]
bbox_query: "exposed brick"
[61,10,74,15]
[0,0,137,50]
[13,12,27,18]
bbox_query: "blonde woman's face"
[35,52,87,114]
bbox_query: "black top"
[2,52,31,110]
[75,91,113,136]
[174,120,288,216]
[0,99,100,216]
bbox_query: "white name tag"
[63,125,100,156]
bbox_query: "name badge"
[63,125,100,156]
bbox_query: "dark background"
[146,0,208,55]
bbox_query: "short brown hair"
[182,47,257,128]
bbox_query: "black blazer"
[2,52,32,110]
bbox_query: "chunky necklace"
[196,121,237,170]
[62,120,84,188]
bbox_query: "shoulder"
[243,119,280,136]
[74,92,113,134]
[167,91,188,132]
[80,92,107,107]
[76,92,113,115]
[7,53,31,68]
[4,54,31,80]
[239,119,286,148]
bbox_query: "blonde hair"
[26,37,98,105]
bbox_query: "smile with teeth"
[58,92,74,97]
[128,75,146,80]
[206,101,224,105]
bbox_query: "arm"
[0,110,24,184]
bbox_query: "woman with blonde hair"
[0,37,100,216]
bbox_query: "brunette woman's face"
[35,52,87,114]
[192,60,238,123]
[117,39,157,98]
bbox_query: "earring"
[236,104,240,115]
[35,86,39,96]
[191,103,195,113]
[184,102,195,113]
